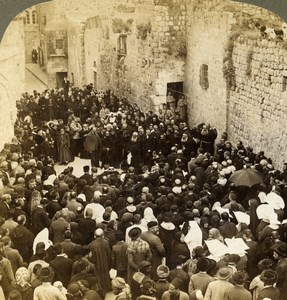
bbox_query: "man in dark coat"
[77,208,96,245]
[219,212,237,239]
[10,215,35,263]
[49,243,73,288]
[89,228,111,295]
[141,221,166,280]
[84,126,103,167]
[31,199,51,235]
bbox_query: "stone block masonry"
[7,0,287,168]
[228,35,287,168]
[184,0,287,168]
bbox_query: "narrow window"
[283,76,287,92]
[26,11,30,25]
[117,34,127,57]
[32,10,37,24]
[199,64,209,90]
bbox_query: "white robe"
[184,220,202,256]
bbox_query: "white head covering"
[143,207,157,223]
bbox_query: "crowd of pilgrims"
[0,84,287,300]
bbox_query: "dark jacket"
[10,225,35,262]
[50,255,73,288]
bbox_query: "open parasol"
[229,168,264,187]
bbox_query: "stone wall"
[67,21,86,87]
[81,0,187,112]
[45,28,68,87]
[24,27,39,63]
[184,0,287,168]
[185,1,231,135]
[228,34,287,168]
[0,19,25,149]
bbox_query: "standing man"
[84,126,103,168]
[141,221,165,280]
[204,266,234,300]
[89,228,111,295]
[127,227,152,285]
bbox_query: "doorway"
[56,72,67,88]
[166,81,184,105]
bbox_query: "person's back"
[112,233,128,279]
[204,267,234,300]
[33,267,66,300]
[49,243,73,288]
[224,284,252,300]
[188,258,214,298]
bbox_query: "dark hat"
[193,246,205,258]
[147,221,158,229]
[35,242,46,254]
[139,261,151,272]
[140,279,156,295]
[216,266,233,280]
[260,269,278,285]
[258,258,274,271]
[83,165,90,172]
[39,267,54,281]
[170,278,183,289]
[128,227,142,240]
[197,257,210,272]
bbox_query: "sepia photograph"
[0,0,287,299]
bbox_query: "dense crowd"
[0,84,287,300]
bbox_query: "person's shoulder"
[179,291,190,299]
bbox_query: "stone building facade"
[2,0,287,167]
[18,6,39,63]
[0,19,25,150]
[35,0,187,111]
[184,0,287,168]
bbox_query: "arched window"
[26,11,30,25]
[32,10,37,24]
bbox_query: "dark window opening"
[117,34,127,58]
[32,11,37,24]
[268,74,272,86]
[283,76,287,92]
[26,11,30,25]
[166,82,184,106]
[199,64,209,90]
[56,72,67,88]
[56,39,64,50]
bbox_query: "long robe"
[57,132,73,163]
[89,237,111,294]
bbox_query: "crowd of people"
[0,84,287,300]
